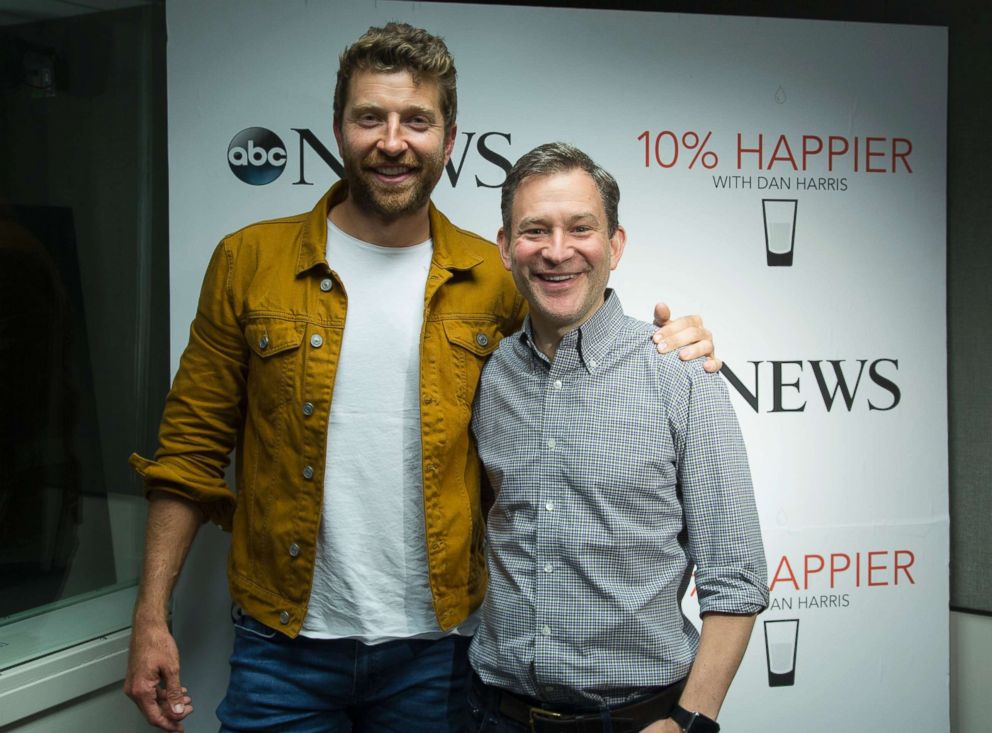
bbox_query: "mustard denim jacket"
[130,183,525,636]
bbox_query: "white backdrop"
[166,1,948,730]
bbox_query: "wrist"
[132,602,170,628]
[670,704,720,733]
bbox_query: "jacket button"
[475,332,489,347]
[302,465,314,480]
[310,334,323,348]
[279,611,290,625]
[423,395,433,404]
[302,401,314,416]
[259,335,269,349]
[319,278,333,292]
[288,543,300,557]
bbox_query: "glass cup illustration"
[764,618,799,686]
[762,199,798,266]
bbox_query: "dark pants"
[216,615,472,733]
[467,673,683,733]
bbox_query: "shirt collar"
[519,289,624,373]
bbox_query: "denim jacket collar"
[296,181,484,276]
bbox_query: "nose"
[542,230,574,265]
[377,117,407,157]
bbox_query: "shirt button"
[279,611,290,625]
[302,401,314,416]
[310,334,323,348]
[553,380,562,390]
[475,332,489,347]
[288,543,300,557]
[545,501,555,512]
[259,334,269,350]
[544,562,554,573]
[302,465,314,480]
[589,359,598,369]
[319,278,333,292]
[546,438,556,449]
[541,625,552,636]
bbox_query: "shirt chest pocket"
[243,317,306,413]
[441,319,501,407]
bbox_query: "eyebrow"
[349,103,437,119]
[515,212,601,232]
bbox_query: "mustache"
[362,153,421,169]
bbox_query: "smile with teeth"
[375,166,413,176]
[537,273,580,282]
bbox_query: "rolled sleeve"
[130,240,247,530]
[673,360,768,616]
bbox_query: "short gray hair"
[500,142,620,237]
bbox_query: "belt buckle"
[529,705,564,732]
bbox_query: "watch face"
[672,707,721,733]
[686,715,720,733]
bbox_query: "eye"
[356,113,382,127]
[406,115,433,131]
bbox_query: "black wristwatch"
[670,704,720,732]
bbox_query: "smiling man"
[468,143,768,733]
[125,25,721,733]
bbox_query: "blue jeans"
[217,615,471,732]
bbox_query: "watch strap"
[670,704,721,732]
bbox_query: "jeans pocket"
[233,614,279,640]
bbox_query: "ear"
[442,124,458,166]
[332,116,343,152]
[496,226,512,271]
[609,225,627,270]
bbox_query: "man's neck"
[529,325,562,363]
[529,296,609,363]
[329,195,431,247]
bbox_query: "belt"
[474,675,686,733]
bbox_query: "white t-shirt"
[300,220,441,642]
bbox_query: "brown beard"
[341,148,446,224]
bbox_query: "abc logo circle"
[228,127,287,185]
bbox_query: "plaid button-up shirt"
[469,291,768,707]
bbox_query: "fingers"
[702,355,723,373]
[675,338,720,368]
[124,678,185,732]
[653,323,709,353]
[157,686,193,718]
[652,302,672,328]
[161,668,191,719]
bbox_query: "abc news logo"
[227,126,512,187]
[228,127,287,185]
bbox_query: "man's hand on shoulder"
[124,618,193,732]
[651,303,720,373]
[640,717,683,733]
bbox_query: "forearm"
[677,612,756,719]
[133,492,204,625]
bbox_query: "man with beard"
[124,23,720,733]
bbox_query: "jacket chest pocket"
[441,319,501,408]
[243,317,306,413]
